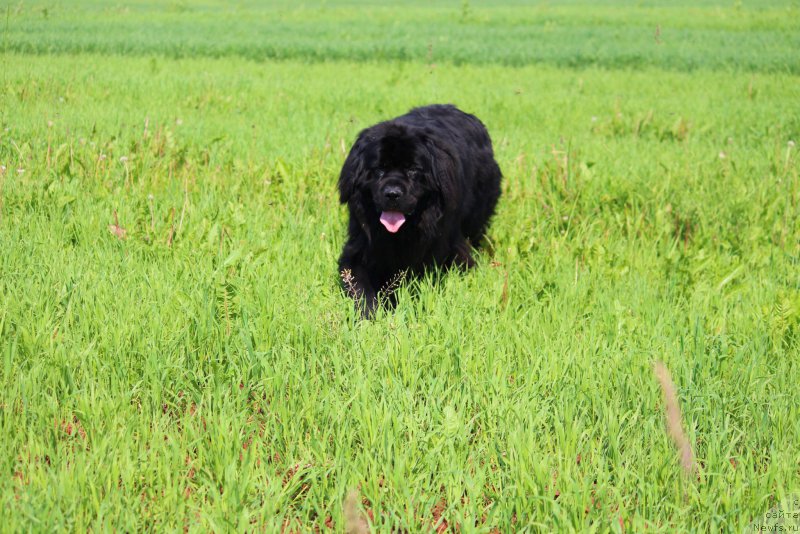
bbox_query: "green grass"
[1,1,799,532]
[3,0,800,72]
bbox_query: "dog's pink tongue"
[380,211,406,233]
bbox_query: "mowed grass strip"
[3,0,800,72]
[1,44,799,533]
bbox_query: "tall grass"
[0,1,799,531]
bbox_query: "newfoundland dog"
[338,104,502,317]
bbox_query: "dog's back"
[400,105,502,245]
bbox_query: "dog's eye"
[375,169,385,179]
[406,169,418,178]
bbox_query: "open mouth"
[379,211,406,233]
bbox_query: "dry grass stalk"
[500,269,509,308]
[0,164,5,225]
[653,361,695,475]
[344,490,369,534]
[380,269,407,295]
[166,207,175,247]
[340,269,358,300]
[177,173,188,236]
[108,209,127,239]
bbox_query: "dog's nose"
[383,185,403,201]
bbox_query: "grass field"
[1,0,799,531]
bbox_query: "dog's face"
[339,124,442,234]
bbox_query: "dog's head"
[338,122,453,235]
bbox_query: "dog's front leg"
[453,237,476,269]
[431,233,475,270]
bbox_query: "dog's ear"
[338,130,371,204]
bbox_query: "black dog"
[338,104,502,317]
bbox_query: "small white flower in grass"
[59,97,65,103]
[176,118,183,126]
[119,156,129,163]
[98,154,107,161]
[17,168,24,175]
[0,165,6,175]
[591,116,598,122]
[789,140,796,148]
[47,121,54,128]
[718,151,727,159]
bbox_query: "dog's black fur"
[338,104,502,317]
